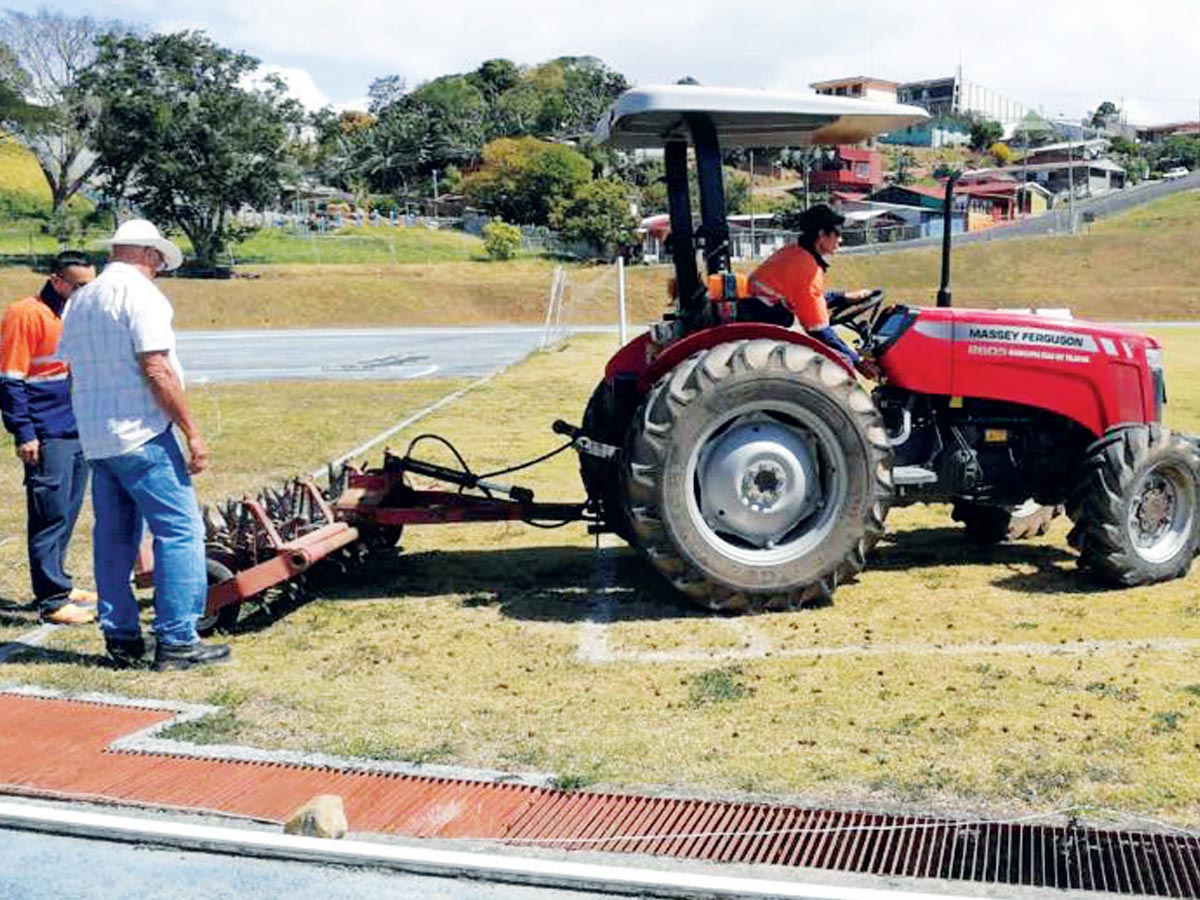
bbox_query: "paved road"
[177,326,618,384]
[0,828,630,900]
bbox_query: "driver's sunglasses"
[52,273,86,289]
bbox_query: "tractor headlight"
[1146,347,1167,417]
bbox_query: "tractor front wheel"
[1068,425,1200,585]
[624,340,891,612]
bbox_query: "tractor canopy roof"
[595,84,929,149]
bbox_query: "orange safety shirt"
[748,244,829,329]
[0,288,76,445]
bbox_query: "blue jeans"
[90,430,206,646]
[24,436,88,612]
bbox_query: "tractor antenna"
[936,170,962,308]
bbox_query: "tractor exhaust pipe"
[936,171,961,308]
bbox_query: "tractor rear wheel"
[580,380,633,542]
[624,339,892,612]
[1067,425,1200,585]
[952,499,1061,543]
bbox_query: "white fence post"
[617,256,627,345]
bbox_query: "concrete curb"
[0,798,986,900]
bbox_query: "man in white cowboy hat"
[61,219,229,672]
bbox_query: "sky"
[7,0,1200,125]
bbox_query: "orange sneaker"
[42,602,97,626]
[67,588,99,604]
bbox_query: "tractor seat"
[705,273,795,327]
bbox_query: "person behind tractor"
[748,204,880,377]
[60,220,228,672]
[0,251,99,625]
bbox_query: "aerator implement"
[133,433,598,634]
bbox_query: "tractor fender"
[604,323,855,395]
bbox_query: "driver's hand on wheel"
[855,356,881,380]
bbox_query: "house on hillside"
[866,178,1049,232]
[1135,121,1200,143]
[808,145,885,193]
[810,76,899,103]
[956,176,1052,225]
[879,116,971,148]
[1016,159,1126,197]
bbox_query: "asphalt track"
[177,326,617,384]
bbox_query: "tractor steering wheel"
[829,289,886,328]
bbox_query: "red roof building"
[809,145,884,193]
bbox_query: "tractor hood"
[595,84,929,149]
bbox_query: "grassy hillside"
[0,136,51,215]
[830,190,1200,319]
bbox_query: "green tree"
[0,10,128,212]
[549,178,636,257]
[77,31,302,268]
[1090,101,1119,129]
[481,220,522,260]
[969,118,1003,152]
[461,137,591,225]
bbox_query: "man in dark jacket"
[0,251,97,624]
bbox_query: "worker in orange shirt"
[0,251,98,624]
[749,204,879,377]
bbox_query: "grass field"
[3,330,1200,827]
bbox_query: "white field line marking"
[0,624,58,664]
[579,635,1200,666]
[576,543,622,664]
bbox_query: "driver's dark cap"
[798,203,845,236]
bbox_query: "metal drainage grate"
[504,800,1200,897]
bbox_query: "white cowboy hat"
[108,219,184,272]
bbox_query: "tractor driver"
[748,204,880,378]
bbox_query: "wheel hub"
[697,419,820,548]
[1135,479,1175,541]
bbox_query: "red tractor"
[577,85,1200,612]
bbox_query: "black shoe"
[105,636,147,670]
[152,641,231,672]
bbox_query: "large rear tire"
[580,380,633,542]
[952,499,1061,543]
[624,340,892,612]
[1067,425,1200,585]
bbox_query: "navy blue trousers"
[23,436,87,612]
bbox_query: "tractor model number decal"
[913,320,1101,365]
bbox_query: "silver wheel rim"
[1127,461,1196,564]
[685,400,849,566]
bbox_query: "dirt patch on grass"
[7,331,1200,825]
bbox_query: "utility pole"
[432,169,439,219]
[1066,137,1075,234]
[748,148,755,260]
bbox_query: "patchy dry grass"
[4,330,1200,827]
